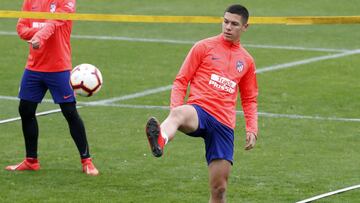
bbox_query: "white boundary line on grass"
[87,85,173,105]
[82,103,359,122]
[87,48,360,105]
[1,31,359,123]
[0,108,62,124]
[0,31,350,52]
[296,184,360,203]
[0,106,82,124]
[256,49,360,73]
[257,112,360,122]
[1,98,359,123]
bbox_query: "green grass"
[0,0,359,202]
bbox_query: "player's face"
[222,12,248,42]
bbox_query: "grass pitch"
[0,0,359,202]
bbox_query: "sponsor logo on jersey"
[236,61,244,72]
[50,3,56,13]
[32,22,46,28]
[209,74,236,94]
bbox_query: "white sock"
[161,130,169,145]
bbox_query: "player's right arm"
[16,0,38,40]
[170,42,206,108]
[29,0,76,49]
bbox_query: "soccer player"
[5,0,99,176]
[146,4,257,202]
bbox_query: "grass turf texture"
[0,0,359,202]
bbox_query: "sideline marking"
[76,103,360,122]
[87,85,173,105]
[0,106,82,124]
[296,184,360,203]
[0,109,61,124]
[257,49,360,74]
[1,49,358,108]
[1,97,359,123]
[0,31,349,53]
[82,48,360,104]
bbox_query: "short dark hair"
[225,4,249,24]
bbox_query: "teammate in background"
[5,0,99,176]
[146,4,258,202]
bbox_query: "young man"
[146,4,257,202]
[5,0,99,176]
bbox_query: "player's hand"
[245,132,257,151]
[27,38,40,49]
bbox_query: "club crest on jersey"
[65,2,75,11]
[50,3,56,13]
[236,61,244,72]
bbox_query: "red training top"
[171,34,258,133]
[17,0,76,72]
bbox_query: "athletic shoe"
[145,117,165,157]
[5,158,40,171]
[81,158,99,176]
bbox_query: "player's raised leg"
[145,117,164,157]
[145,105,198,157]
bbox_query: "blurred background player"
[146,4,258,202]
[5,0,99,176]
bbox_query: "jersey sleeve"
[31,0,76,45]
[239,60,258,134]
[16,0,38,40]
[170,42,206,108]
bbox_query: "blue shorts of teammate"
[19,69,76,104]
[187,104,234,165]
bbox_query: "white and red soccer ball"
[70,63,103,97]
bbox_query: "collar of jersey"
[219,34,240,49]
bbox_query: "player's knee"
[18,100,37,119]
[60,102,80,121]
[169,105,191,123]
[169,107,183,120]
[211,184,227,200]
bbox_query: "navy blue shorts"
[187,104,234,165]
[19,69,76,104]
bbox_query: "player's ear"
[241,23,249,32]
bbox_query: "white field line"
[1,97,359,123]
[74,103,360,122]
[0,106,82,124]
[257,49,360,74]
[0,108,61,124]
[257,112,360,122]
[1,31,359,123]
[87,85,173,105]
[2,31,356,104]
[0,31,349,53]
[296,184,360,203]
[2,49,359,110]
[84,48,360,104]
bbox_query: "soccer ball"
[70,63,103,97]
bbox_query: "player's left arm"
[28,0,76,49]
[16,0,39,40]
[239,59,258,150]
